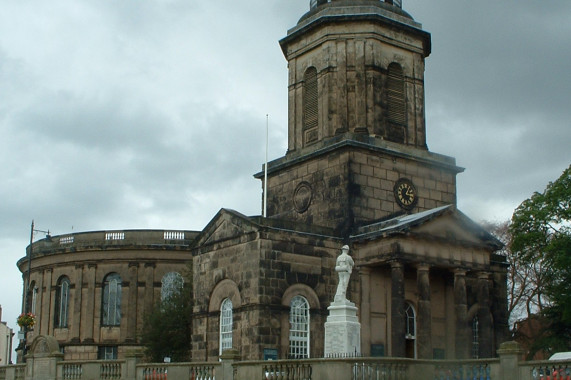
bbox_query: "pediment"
[352,205,501,250]
[413,214,493,246]
[196,209,260,247]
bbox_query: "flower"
[17,313,36,328]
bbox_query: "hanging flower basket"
[17,313,36,329]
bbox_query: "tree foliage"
[510,164,571,354]
[484,221,548,328]
[140,266,193,363]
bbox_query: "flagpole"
[263,114,268,218]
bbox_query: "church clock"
[394,178,418,210]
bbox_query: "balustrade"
[142,366,167,379]
[352,361,407,380]
[530,364,570,380]
[263,362,312,380]
[62,363,82,379]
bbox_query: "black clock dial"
[394,178,418,210]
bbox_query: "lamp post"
[21,220,50,361]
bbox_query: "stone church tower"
[192,0,508,361]
[262,0,455,237]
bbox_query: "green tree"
[510,164,571,355]
[140,267,193,362]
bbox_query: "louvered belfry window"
[303,67,318,144]
[387,63,406,125]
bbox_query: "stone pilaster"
[416,264,431,359]
[83,264,96,343]
[390,261,405,357]
[477,272,493,358]
[453,269,469,359]
[359,267,371,356]
[143,263,155,318]
[127,263,138,342]
[71,265,83,342]
[40,269,52,336]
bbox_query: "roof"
[350,205,503,250]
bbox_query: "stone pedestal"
[324,300,361,357]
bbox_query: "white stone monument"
[324,245,361,357]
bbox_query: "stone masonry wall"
[266,145,457,236]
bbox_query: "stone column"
[84,264,96,343]
[71,264,83,342]
[453,269,469,359]
[126,263,138,342]
[416,264,432,359]
[390,261,405,357]
[477,272,493,358]
[492,269,510,350]
[359,267,371,356]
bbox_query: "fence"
[0,341,570,380]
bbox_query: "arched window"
[303,67,318,145]
[472,316,480,359]
[387,63,406,126]
[219,298,233,355]
[289,295,310,359]
[404,302,416,358]
[102,273,122,326]
[55,276,70,328]
[26,281,37,315]
[161,272,184,301]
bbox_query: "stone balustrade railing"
[1,341,570,380]
[19,229,199,263]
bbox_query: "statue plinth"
[324,245,361,357]
[324,300,361,357]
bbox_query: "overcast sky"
[0,0,569,356]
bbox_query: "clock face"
[394,178,418,210]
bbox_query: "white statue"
[334,245,354,303]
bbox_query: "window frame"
[98,346,118,360]
[54,276,71,328]
[101,273,122,327]
[219,298,233,355]
[289,295,310,359]
[472,316,480,359]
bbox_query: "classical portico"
[350,206,507,359]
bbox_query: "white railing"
[105,232,125,240]
[59,235,75,244]
[164,231,185,240]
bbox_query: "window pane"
[220,299,233,354]
[102,273,121,326]
[289,296,310,359]
[55,277,70,328]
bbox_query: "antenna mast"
[263,114,269,218]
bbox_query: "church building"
[19,0,508,362]
[189,0,508,361]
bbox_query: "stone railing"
[0,364,25,380]
[1,340,570,380]
[58,360,124,379]
[519,360,571,380]
[19,229,199,263]
[138,363,219,379]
